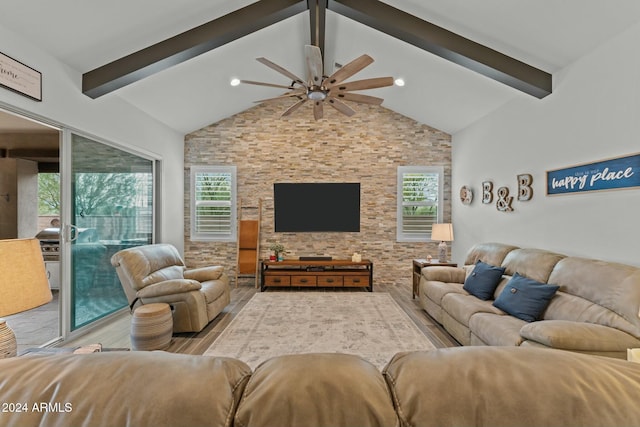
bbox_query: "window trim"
[190,165,237,242]
[396,165,444,242]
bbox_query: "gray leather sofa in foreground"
[1,347,639,427]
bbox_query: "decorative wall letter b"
[517,174,533,201]
[482,181,493,204]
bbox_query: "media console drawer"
[264,275,291,286]
[344,275,368,287]
[261,259,373,292]
[317,275,343,286]
[291,275,317,286]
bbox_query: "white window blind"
[397,166,443,242]
[190,166,237,241]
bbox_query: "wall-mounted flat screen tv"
[274,183,360,232]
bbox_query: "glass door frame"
[59,128,160,340]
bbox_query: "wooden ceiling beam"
[308,0,327,62]
[7,149,59,158]
[82,0,308,98]
[328,0,552,98]
[82,0,551,100]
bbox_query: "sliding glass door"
[66,133,154,330]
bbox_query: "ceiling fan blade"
[281,99,307,117]
[257,57,307,87]
[327,98,356,117]
[313,101,323,120]
[240,80,297,90]
[330,92,384,105]
[333,77,394,92]
[305,45,324,87]
[323,54,374,87]
[254,90,306,103]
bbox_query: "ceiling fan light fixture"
[394,78,405,86]
[307,88,327,101]
[242,45,393,120]
[230,78,241,86]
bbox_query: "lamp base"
[0,319,18,358]
[438,241,448,263]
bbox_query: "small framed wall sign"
[0,51,42,101]
[546,153,640,195]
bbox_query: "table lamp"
[0,238,53,358]
[431,223,454,263]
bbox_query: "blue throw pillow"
[463,260,506,300]
[493,273,560,322]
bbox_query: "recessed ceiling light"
[394,78,405,87]
[230,78,241,86]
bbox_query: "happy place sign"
[546,153,640,195]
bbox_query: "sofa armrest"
[184,265,224,282]
[137,279,202,298]
[421,266,466,284]
[383,347,640,427]
[520,320,640,351]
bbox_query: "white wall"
[452,22,640,268]
[17,159,39,238]
[0,24,185,252]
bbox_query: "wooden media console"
[260,259,373,292]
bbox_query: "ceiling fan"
[241,45,394,120]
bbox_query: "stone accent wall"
[184,102,451,286]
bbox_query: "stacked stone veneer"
[184,101,451,286]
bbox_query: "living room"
[2,2,640,425]
[0,2,637,270]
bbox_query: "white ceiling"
[2,1,640,135]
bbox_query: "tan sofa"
[111,243,230,333]
[419,242,640,358]
[1,347,640,427]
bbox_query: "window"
[190,166,237,241]
[397,166,443,242]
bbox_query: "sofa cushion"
[184,265,224,281]
[464,242,519,268]
[493,273,559,322]
[442,293,503,326]
[421,266,466,284]
[547,257,640,339]
[137,279,201,298]
[520,319,640,351]
[463,261,505,300]
[383,347,640,427]
[469,312,527,346]
[0,352,251,427]
[422,280,466,306]
[235,353,398,427]
[501,248,565,283]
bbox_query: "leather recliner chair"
[111,243,230,333]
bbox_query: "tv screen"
[274,183,360,232]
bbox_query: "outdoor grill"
[35,227,60,261]
[35,227,98,261]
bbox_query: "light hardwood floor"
[62,280,460,355]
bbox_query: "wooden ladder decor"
[236,198,262,288]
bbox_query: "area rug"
[203,292,435,369]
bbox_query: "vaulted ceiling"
[2,1,640,135]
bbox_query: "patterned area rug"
[203,292,435,370]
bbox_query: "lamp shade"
[431,223,454,242]
[0,238,52,317]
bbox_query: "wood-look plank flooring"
[61,280,460,354]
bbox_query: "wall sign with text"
[546,153,639,195]
[0,51,42,101]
